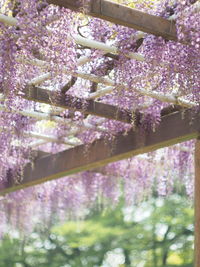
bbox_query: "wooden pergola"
[1,0,199,265]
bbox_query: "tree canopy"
[0,194,194,266]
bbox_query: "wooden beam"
[1,107,200,195]
[47,0,81,11]
[24,86,183,124]
[195,139,200,267]
[24,86,134,124]
[47,0,177,41]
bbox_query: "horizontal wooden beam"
[0,84,183,124]
[47,0,81,12]
[1,107,199,195]
[24,86,183,124]
[47,0,177,41]
[24,86,134,124]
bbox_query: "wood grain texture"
[23,86,184,124]
[195,140,200,267]
[1,108,199,195]
[24,86,134,124]
[47,0,81,11]
[47,0,177,41]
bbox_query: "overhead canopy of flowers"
[0,0,199,234]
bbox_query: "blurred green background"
[0,193,194,267]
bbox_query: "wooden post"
[195,139,200,266]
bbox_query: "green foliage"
[0,194,194,267]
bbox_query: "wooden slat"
[47,0,81,11]
[24,86,184,124]
[24,86,134,124]
[1,107,200,195]
[47,0,177,41]
[195,139,200,267]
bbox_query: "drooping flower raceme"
[0,0,199,234]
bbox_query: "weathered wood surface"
[47,0,81,11]
[24,86,183,124]
[195,140,200,267]
[47,0,177,41]
[1,108,199,195]
[24,86,134,124]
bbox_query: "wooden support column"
[195,139,200,266]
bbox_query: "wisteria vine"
[0,0,199,234]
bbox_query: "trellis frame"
[1,0,199,265]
